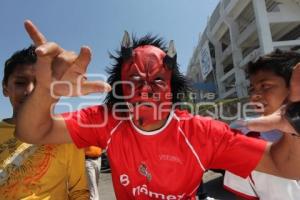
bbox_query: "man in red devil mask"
[108,32,185,130]
[16,21,300,200]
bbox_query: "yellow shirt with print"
[0,121,89,200]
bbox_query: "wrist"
[34,83,60,103]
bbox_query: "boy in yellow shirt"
[0,46,89,200]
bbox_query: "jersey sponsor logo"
[132,184,186,199]
[138,162,152,181]
[159,154,183,164]
[119,174,186,199]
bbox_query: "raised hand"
[24,20,111,98]
[247,64,300,134]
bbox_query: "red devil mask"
[120,32,177,128]
[121,45,173,127]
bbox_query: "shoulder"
[63,104,111,123]
[64,104,107,116]
[77,104,107,115]
[0,120,15,129]
[174,109,226,129]
[54,143,85,157]
[0,121,16,141]
[174,109,211,121]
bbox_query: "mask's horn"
[121,31,132,59]
[163,40,177,69]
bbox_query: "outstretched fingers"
[25,20,64,58]
[24,20,47,46]
[73,47,92,74]
[35,42,64,57]
[24,20,111,97]
[80,80,111,95]
[72,47,111,95]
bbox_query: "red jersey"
[63,105,266,200]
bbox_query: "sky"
[0,0,219,119]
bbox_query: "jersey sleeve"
[61,105,109,149]
[223,171,258,200]
[204,118,267,178]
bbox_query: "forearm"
[271,133,300,179]
[15,85,58,143]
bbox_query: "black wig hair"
[2,45,36,86]
[104,34,190,108]
[247,49,300,86]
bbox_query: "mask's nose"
[140,82,154,98]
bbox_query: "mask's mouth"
[133,101,155,107]
[126,101,157,115]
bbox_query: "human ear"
[2,84,8,97]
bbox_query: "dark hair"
[247,49,300,86]
[104,34,190,108]
[2,45,36,86]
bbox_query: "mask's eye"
[131,75,142,82]
[154,77,165,84]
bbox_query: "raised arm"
[15,20,110,144]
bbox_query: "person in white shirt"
[224,49,300,200]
